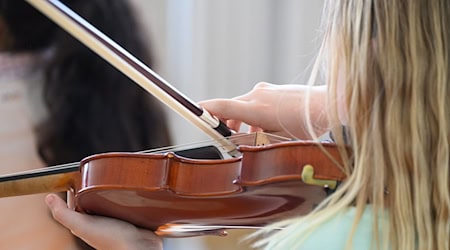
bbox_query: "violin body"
[71,135,345,236]
[0,134,346,237]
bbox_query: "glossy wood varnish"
[71,140,345,235]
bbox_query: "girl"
[45,0,450,249]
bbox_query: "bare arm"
[199,82,328,139]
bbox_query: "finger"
[200,99,254,132]
[249,126,263,133]
[45,194,87,235]
[199,99,262,125]
[199,99,244,119]
[46,194,134,249]
[46,194,116,242]
[226,120,242,132]
[46,194,163,250]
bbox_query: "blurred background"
[130,0,324,249]
[131,0,324,144]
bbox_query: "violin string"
[0,162,80,178]
[139,132,291,155]
[138,135,243,154]
[0,138,227,178]
[139,139,220,154]
[0,137,235,178]
[0,133,287,178]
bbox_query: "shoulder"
[296,206,386,250]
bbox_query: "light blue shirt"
[297,206,388,250]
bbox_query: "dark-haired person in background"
[0,0,171,248]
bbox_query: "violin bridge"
[301,164,337,190]
[253,132,272,146]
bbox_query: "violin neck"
[0,166,78,197]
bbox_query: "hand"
[199,82,328,139]
[45,194,162,250]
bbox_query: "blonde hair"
[254,1,450,249]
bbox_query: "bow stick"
[26,0,239,157]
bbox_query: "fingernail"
[45,194,55,207]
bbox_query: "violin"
[1,133,345,236]
[0,0,347,237]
